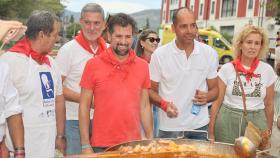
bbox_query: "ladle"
[234,136,278,158]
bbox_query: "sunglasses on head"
[146,37,160,43]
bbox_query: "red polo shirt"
[80,47,150,147]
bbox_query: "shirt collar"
[171,39,201,55]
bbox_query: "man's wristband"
[81,144,92,149]
[160,99,168,112]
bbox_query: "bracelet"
[14,148,25,156]
[81,144,92,149]
[56,134,65,139]
[159,99,168,112]
[15,147,25,150]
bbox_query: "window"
[213,38,227,49]
[221,0,237,17]
[211,1,215,14]
[200,4,203,16]
[191,5,194,11]
[248,0,253,9]
[169,9,177,22]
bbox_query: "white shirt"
[0,61,22,142]
[56,40,95,120]
[219,62,277,110]
[149,40,218,131]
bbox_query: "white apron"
[6,56,58,158]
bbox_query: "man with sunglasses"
[55,3,107,156]
[149,7,219,140]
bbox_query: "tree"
[267,0,280,24]
[145,18,150,29]
[0,0,64,20]
[66,22,81,39]
[70,15,75,23]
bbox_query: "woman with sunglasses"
[135,29,160,63]
[135,29,160,137]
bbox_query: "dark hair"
[172,7,194,24]
[107,13,136,34]
[80,3,105,20]
[26,10,60,40]
[135,29,157,57]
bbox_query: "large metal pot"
[104,139,275,158]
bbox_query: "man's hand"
[193,90,208,105]
[55,137,66,155]
[166,102,178,118]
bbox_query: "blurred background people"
[208,25,276,149]
[135,29,160,137]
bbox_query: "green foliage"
[66,23,80,39]
[267,0,280,24]
[145,18,150,29]
[0,0,64,20]
[70,15,74,23]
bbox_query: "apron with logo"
[6,56,58,158]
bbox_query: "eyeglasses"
[146,37,160,43]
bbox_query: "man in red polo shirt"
[79,13,153,154]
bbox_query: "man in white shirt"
[149,7,218,140]
[55,3,107,156]
[1,11,65,158]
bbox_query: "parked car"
[161,25,234,64]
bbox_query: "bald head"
[172,7,195,25]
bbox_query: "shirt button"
[116,65,120,69]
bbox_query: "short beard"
[113,46,129,56]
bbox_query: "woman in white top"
[208,25,276,149]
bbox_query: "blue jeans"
[153,105,159,137]
[65,120,92,156]
[158,125,208,140]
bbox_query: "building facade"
[160,0,279,48]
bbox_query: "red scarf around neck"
[9,37,50,66]
[232,56,260,82]
[75,31,106,55]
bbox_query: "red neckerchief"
[140,54,150,63]
[75,31,106,55]
[232,56,259,82]
[9,37,50,66]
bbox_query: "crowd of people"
[0,2,279,158]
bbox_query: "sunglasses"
[146,37,160,43]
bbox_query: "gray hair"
[80,3,105,20]
[26,10,60,40]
